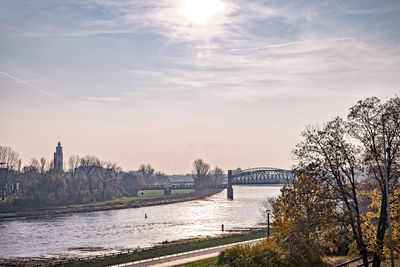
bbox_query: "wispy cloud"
[116,35,400,101]
[4,0,400,104]
[87,0,399,102]
[1,0,399,172]
[78,96,125,102]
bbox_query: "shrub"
[218,239,288,267]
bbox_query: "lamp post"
[381,112,398,267]
[266,209,271,238]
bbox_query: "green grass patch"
[172,189,196,195]
[58,189,196,209]
[137,189,195,198]
[175,256,220,267]
[61,231,266,267]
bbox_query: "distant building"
[54,141,63,173]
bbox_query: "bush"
[218,239,288,267]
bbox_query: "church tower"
[54,141,63,174]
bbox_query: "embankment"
[0,189,223,220]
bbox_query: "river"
[0,185,282,259]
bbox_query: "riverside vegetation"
[217,96,400,267]
[0,154,224,213]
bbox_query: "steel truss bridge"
[227,167,295,199]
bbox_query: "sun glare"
[179,0,225,25]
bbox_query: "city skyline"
[1,0,400,173]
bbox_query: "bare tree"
[94,161,121,200]
[192,159,210,188]
[0,146,21,199]
[120,171,139,196]
[39,157,46,173]
[80,155,100,200]
[211,166,224,187]
[30,158,41,172]
[68,155,80,172]
[139,164,154,185]
[154,171,170,185]
[0,146,20,171]
[66,155,85,203]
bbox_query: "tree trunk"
[372,191,388,267]
[361,250,369,267]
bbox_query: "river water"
[0,185,282,259]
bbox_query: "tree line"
[219,96,400,267]
[0,149,225,208]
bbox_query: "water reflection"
[0,185,282,258]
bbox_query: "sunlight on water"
[0,185,282,258]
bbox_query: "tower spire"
[54,141,63,174]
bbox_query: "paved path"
[109,237,265,267]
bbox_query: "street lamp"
[266,209,271,238]
[381,112,399,267]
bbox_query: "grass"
[61,231,267,267]
[173,255,400,267]
[175,256,220,267]
[58,189,196,208]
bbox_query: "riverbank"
[0,188,223,220]
[0,229,267,266]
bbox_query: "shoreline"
[0,229,266,267]
[0,188,223,220]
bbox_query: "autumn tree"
[294,117,369,266]
[219,173,338,267]
[273,172,338,265]
[347,97,400,266]
[219,238,287,267]
[293,96,400,267]
[362,188,400,259]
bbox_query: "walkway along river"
[0,185,282,259]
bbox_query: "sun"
[179,0,225,25]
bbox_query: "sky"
[0,0,399,174]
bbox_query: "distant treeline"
[0,149,224,207]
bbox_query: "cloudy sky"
[1,0,399,173]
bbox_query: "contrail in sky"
[0,70,76,108]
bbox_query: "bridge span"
[133,167,294,199]
[227,167,294,199]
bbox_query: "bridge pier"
[164,187,171,196]
[227,170,233,199]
